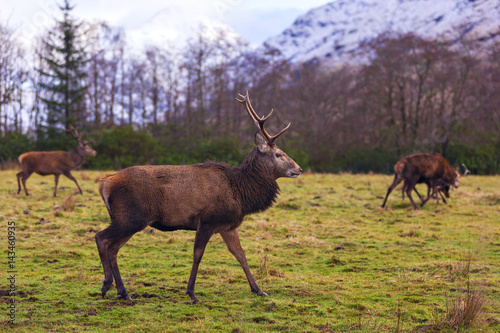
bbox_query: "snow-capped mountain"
[124,4,248,53]
[263,0,500,66]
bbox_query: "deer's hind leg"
[186,223,215,303]
[95,221,147,300]
[381,174,403,208]
[16,171,23,195]
[405,179,419,210]
[95,227,117,297]
[18,170,33,196]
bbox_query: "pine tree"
[37,0,88,136]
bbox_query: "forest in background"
[1,1,499,173]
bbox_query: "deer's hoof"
[101,281,113,296]
[188,295,200,304]
[253,289,268,297]
[116,292,131,300]
[186,291,200,304]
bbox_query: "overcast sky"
[0,0,332,46]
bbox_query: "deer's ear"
[254,132,270,151]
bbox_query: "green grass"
[1,170,500,332]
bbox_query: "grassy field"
[1,170,499,332]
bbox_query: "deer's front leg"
[221,228,267,297]
[63,170,83,194]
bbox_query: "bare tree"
[85,22,125,127]
[0,22,27,133]
[182,28,215,136]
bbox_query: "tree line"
[1,1,499,173]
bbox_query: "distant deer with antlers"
[96,92,302,303]
[17,125,97,197]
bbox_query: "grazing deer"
[17,125,96,197]
[381,153,463,210]
[96,92,302,302]
[417,163,470,207]
[405,179,449,204]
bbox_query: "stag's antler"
[461,163,471,176]
[236,91,290,144]
[63,125,84,142]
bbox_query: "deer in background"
[381,153,466,210]
[17,125,97,197]
[417,163,470,207]
[96,91,302,303]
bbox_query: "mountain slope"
[125,4,248,52]
[263,0,500,65]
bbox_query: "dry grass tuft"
[348,313,385,331]
[399,228,420,237]
[268,269,285,278]
[260,254,269,275]
[449,253,485,327]
[445,286,486,329]
[259,255,284,278]
[420,286,486,332]
[63,194,76,211]
[394,300,404,332]
[79,171,90,181]
[444,252,486,328]
[94,172,103,183]
[448,251,472,280]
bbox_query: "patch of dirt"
[84,308,98,317]
[0,290,27,296]
[328,257,345,267]
[35,218,48,225]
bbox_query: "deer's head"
[64,125,97,157]
[237,92,302,179]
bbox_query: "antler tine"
[63,124,74,132]
[236,91,271,141]
[63,124,82,141]
[236,92,268,122]
[236,91,290,143]
[461,163,471,176]
[271,122,291,142]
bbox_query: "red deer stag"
[95,92,302,303]
[381,153,461,210]
[17,125,96,197]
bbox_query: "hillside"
[263,0,500,66]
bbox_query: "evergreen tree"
[37,0,88,138]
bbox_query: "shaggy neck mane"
[232,147,280,215]
[70,146,86,168]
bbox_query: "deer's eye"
[275,153,282,158]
